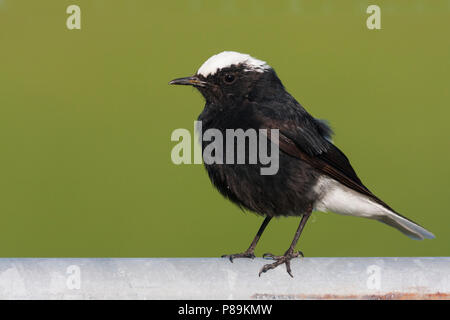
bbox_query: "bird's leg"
[222,216,272,263]
[259,208,312,277]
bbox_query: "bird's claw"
[221,251,255,263]
[262,253,278,260]
[259,250,303,277]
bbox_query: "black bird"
[169,51,434,277]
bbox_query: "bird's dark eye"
[223,73,236,84]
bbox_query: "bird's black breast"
[197,102,320,217]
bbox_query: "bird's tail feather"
[376,211,435,240]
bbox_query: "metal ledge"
[0,258,449,299]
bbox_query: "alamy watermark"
[366,264,381,290]
[66,5,81,30]
[171,121,280,175]
[66,265,81,290]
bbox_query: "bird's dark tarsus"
[259,206,311,277]
[221,216,271,263]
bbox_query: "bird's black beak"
[169,76,207,88]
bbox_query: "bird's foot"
[221,250,255,263]
[259,250,304,277]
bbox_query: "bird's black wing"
[253,100,395,211]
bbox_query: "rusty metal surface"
[252,292,450,300]
[0,258,449,299]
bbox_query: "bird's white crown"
[197,51,270,77]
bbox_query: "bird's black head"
[169,51,284,105]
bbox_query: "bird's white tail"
[314,176,435,240]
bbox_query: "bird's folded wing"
[259,115,396,213]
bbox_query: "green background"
[0,0,448,257]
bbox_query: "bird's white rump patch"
[313,176,389,218]
[197,51,270,77]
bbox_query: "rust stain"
[252,292,450,300]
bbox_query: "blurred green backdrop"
[0,0,448,257]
